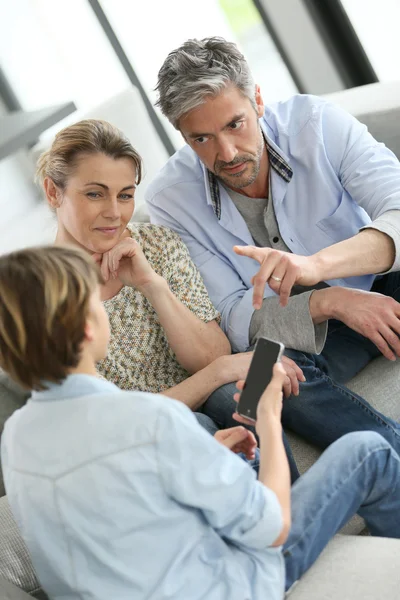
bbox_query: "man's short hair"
[155,37,256,129]
[0,246,102,390]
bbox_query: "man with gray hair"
[146,37,400,457]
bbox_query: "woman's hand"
[93,238,159,292]
[214,427,257,460]
[219,352,304,397]
[280,355,305,397]
[233,362,287,434]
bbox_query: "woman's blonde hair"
[0,246,103,390]
[36,119,142,190]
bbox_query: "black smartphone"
[237,337,285,422]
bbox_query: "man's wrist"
[310,251,327,283]
[310,287,349,323]
[309,288,334,323]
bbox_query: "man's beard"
[214,133,264,190]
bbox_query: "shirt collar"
[206,134,293,220]
[31,374,120,402]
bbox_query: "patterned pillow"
[0,497,44,598]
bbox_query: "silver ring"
[270,275,282,282]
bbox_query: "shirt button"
[273,236,279,243]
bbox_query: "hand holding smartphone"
[237,337,285,422]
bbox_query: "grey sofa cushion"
[0,371,29,497]
[288,534,400,600]
[0,370,29,426]
[0,497,41,597]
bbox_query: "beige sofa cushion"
[288,535,400,600]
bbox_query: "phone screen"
[237,337,284,422]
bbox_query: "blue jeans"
[284,431,400,590]
[281,272,400,455]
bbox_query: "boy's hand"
[214,427,257,460]
[232,362,287,430]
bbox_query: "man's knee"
[284,348,315,368]
[331,431,391,457]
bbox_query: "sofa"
[1,80,400,598]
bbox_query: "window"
[100,0,297,147]
[0,0,129,112]
[341,0,400,81]
[219,0,297,102]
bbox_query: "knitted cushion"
[0,497,42,597]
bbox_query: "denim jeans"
[280,271,400,456]
[284,431,400,590]
[198,272,400,483]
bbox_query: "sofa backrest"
[323,80,400,159]
[357,107,400,159]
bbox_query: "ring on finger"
[270,275,282,282]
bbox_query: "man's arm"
[249,291,327,354]
[146,199,257,352]
[235,103,400,308]
[234,226,396,311]
[312,228,394,282]
[148,195,325,355]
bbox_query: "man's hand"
[93,238,159,292]
[332,287,400,361]
[214,427,257,460]
[234,245,321,308]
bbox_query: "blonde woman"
[35,119,303,475]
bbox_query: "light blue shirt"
[145,95,400,352]
[1,375,284,600]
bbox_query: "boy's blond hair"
[0,246,102,390]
